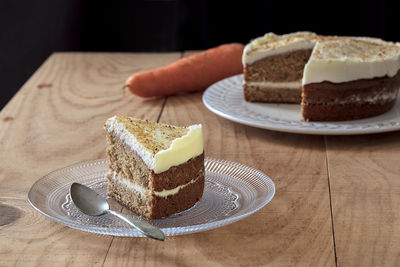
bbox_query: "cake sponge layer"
[244,85,301,103]
[244,49,312,82]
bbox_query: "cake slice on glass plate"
[104,115,204,220]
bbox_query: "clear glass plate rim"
[28,158,275,237]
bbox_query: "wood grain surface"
[0,52,178,266]
[326,133,400,266]
[0,52,399,266]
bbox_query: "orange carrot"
[125,43,244,98]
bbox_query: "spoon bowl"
[70,182,165,241]
[70,183,109,216]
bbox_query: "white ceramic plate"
[28,158,275,237]
[203,74,400,135]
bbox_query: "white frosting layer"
[303,39,400,84]
[243,40,314,65]
[155,125,203,174]
[245,81,302,88]
[242,32,316,65]
[105,117,203,174]
[111,171,200,198]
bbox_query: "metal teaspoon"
[70,182,165,241]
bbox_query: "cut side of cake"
[242,32,400,121]
[104,115,204,220]
[243,32,317,104]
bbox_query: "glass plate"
[203,74,400,135]
[28,158,275,237]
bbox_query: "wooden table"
[1,52,400,266]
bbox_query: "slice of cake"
[104,115,204,220]
[242,32,400,121]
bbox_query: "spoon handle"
[108,210,165,241]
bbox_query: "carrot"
[125,43,244,98]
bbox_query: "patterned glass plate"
[203,74,400,135]
[28,158,275,237]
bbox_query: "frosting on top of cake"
[242,32,317,65]
[105,116,203,174]
[243,32,400,84]
[303,37,400,84]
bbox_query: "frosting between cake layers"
[105,116,203,174]
[245,81,302,88]
[111,171,200,197]
[304,87,398,105]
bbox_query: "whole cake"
[104,115,204,220]
[242,32,400,121]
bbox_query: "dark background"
[1,0,399,110]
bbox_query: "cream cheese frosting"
[304,88,398,105]
[242,32,317,65]
[303,38,400,84]
[105,116,203,174]
[243,32,400,85]
[110,171,201,197]
[245,81,302,88]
